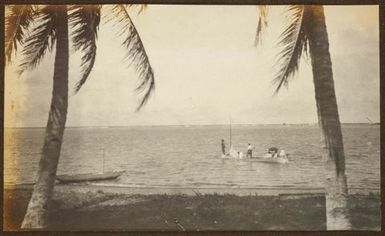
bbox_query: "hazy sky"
[5,5,379,127]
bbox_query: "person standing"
[221,139,226,155]
[247,143,253,158]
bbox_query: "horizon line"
[4,122,380,129]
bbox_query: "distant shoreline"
[3,122,380,129]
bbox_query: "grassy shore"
[3,187,380,231]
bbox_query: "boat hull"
[248,157,289,164]
[56,170,125,183]
[221,155,289,164]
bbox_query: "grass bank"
[3,188,380,231]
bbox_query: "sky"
[4,5,380,127]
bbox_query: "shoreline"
[4,183,324,196]
[4,122,379,129]
[4,183,379,196]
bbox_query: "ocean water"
[4,124,380,193]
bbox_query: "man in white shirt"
[247,143,253,158]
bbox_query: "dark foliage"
[273,5,311,94]
[17,5,59,75]
[5,5,34,64]
[110,5,155,111]
[69,5,101,92]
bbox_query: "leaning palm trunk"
[307,6,351,230]
[21,6,69,229]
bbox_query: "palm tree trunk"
[21,5,69,229]
[306,6,351,230]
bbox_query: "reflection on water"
[4,124,380,193]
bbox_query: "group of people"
[221,139,286,159]
[264,147,286,158]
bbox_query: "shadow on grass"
[3,189,380,231]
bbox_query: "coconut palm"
[255,5,351,230]
[5,4,155,228]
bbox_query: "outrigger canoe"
[56,170,125,183]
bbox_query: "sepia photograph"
[3,3,381,231]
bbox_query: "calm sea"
[4,124,380,193]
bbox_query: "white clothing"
[229,146,238,158]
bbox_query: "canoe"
[221,155,289,164]
[56,170,125,183]
[247,157,289,164]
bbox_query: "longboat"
[56,170,125,183]
[56,148,125,183]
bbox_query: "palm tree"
[5,4,155,229]
[255,5,351,230]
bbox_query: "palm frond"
[273,5,310,94]
[17,5,58,74]
[127,4,147,14]
[254,6,268,47]
[5,5,35,64]
[111,5,155,111]
[69,5,101,92]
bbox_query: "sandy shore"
[5,183,328,196]
[4,184,381,231]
